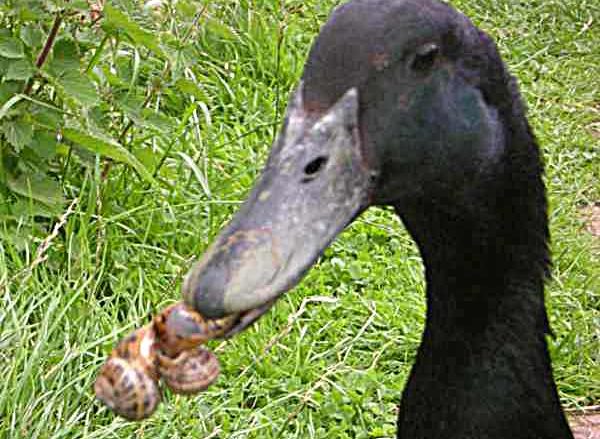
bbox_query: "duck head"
[183,0,513,332]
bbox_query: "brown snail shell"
[94,325,161,421]
[96,302,234,420]
[153,302,237,357]
[157,347,220,394]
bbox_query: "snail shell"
[153,302,237,357]
[158,347,220,394]
[94,325,161,421]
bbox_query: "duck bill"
[182,85,374,331]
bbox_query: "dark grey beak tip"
[185,267,227,319]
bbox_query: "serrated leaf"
[0,36,25,59]
[0,94,24,120]
[5,58,35,80]
[11,197,63,218]
[6,172,65,206]
[134,147,160,170]
[0,82,21,105]
[175,78,210,102]
[29,130,57,160]
[102,66,128,88]
[20,25,43,49]
[175,0,197,18]
[204,18,237,41]
[30,104,63,129]
[2,119,34,151]
[47,38,80,75]
[56,72,99,107]
[46,0,88,11]
[103,5,164,56]
[0,56,10,76]
[140,108,172,133]
[17,7,43,22]
[0,226,30,252]
[62,128,156,184]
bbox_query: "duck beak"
[182,85,374,333]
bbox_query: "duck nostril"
[303,156,328,176]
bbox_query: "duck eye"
[410,43,439,73]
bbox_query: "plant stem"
[23,13,63,95]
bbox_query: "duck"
[180,0,575,437]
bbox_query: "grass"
[0,0,598,438]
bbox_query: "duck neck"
[393,179,572,438]
[398,188,550,338]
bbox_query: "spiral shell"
[158,347,220,394]
[153,302,237,357]
[94,325,161,421]
[95,302,236,420]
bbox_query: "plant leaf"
[204,18,237,41]
[175,78,210,103]
[10,197,63,218]
[29,129,58,160]
[47,38,80,75]
[0,36,25,59]
[103,4,165,56]
[5,58,35,80]
[0,94,24,119]
[56,72,100,107]
[2,119,34,151]
[62,128,156,184]
[6,172,65,206]
[20,24,43,49]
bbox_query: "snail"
[152,302,236,395]
[94,325,161,421]
[152,302,237,357]
[94,302,238,420]
[157,347,220,395]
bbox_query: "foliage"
[0,0,213,235]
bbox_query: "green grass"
[1,0,598,438]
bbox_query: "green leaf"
[175,78,210,103]
[56,72,100,107]
[0,226,30,252]
[2,119,34,151]
[10,197,63,218]
[16,5,45,22]
[6,172,65,206]
[134,147,160,170]
[140,108,172,133]
[29,130,57,160]
[30,104,63,129]
[0,56,10,76]
[103,5,165,56]
[0,94,24,120]
[46,0,88,11]
[62,128,156,184]
[204,18,237,41]
[175,0,197,18]
[0,82,21,105]
[0,36,25,59]
[5,58,35,80]
[47,38,80,75]
[20,25,43,49]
